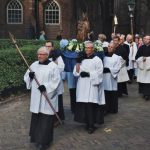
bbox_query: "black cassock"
[135,45,150,96]
[115,44,129,97]
[30,113,54,145]
[49,50,65,120]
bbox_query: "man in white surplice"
[45,41,65,122]
[103,42,122,114]
[135,35,150,100]
[125,34,138,82]
[24,46,61,149]
[73,41,105,134]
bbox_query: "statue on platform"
[77,13,90,42]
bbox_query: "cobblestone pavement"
[0,82,150,150]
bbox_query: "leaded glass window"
[45,1,60,24]
[7,0,23,24]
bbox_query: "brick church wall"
[0,0,34,38]
[43,0,75,40]
[0,0,149,39]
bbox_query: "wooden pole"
[9,32,62,125]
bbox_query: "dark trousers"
[118,82,128,97]
[29,113,54,145]
[128,69,134,82]
[57,94,65,120]
[53,94,65,125]
[138,83,150,96]
[74,102,104,125]
[85,103,95,128]
[69,88,76,113]
[104,90,118,114]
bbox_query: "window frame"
[7,0,23,24]
[45,0,60,25]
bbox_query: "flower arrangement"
[60,39,104,52]
[67,39,84,52]
[94,40,103,52]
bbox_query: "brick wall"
[0,0,76,39]
[43,0,75,40]
[0,0,34,39]
[0,0,149,39]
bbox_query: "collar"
[39,59,50,65]
[86,53,95,59]
[105,52,113,57]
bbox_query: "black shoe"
[87,127,96,134]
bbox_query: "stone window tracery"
[45,1,60,25]
[7,0,23,24]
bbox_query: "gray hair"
[98,34,107,41]
[84,40,94,47]
[37,46,49,55]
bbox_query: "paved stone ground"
[0,82,150,150]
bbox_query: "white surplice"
[73,56,105,105]
[54,56,65,95]
[124,41,138,70]
[136,56,150,83]
[117,58,129,82]
[103,54,122,91]
[24,61,61,115]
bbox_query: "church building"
[0,0,149,39]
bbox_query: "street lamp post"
[127,0,136,37]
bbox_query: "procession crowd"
[24,33,150,150]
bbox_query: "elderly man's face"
[37,51,49,63]
[85,43,94,55]
[126,35,133,43]
[45,42,53,51]
[108,43,114,53]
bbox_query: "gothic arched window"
[7,0,23,24]
[45,1,60,24]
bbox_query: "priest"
[125,34,138,83]
[45,41,65,123]
[103,42,122,114]
[135,35,150,100]
[73,41,105,134]
[24,46,61,150]
[117,35,130,97]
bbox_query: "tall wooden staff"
[9,32,62,125]
[113,15,118,34]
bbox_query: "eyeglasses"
[85,47,93,49]
[46,46,52,48]
[37,53,47,56]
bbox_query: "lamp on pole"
[127,0,136,37]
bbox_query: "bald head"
[108,42,115,53]
[126,34,133,43]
